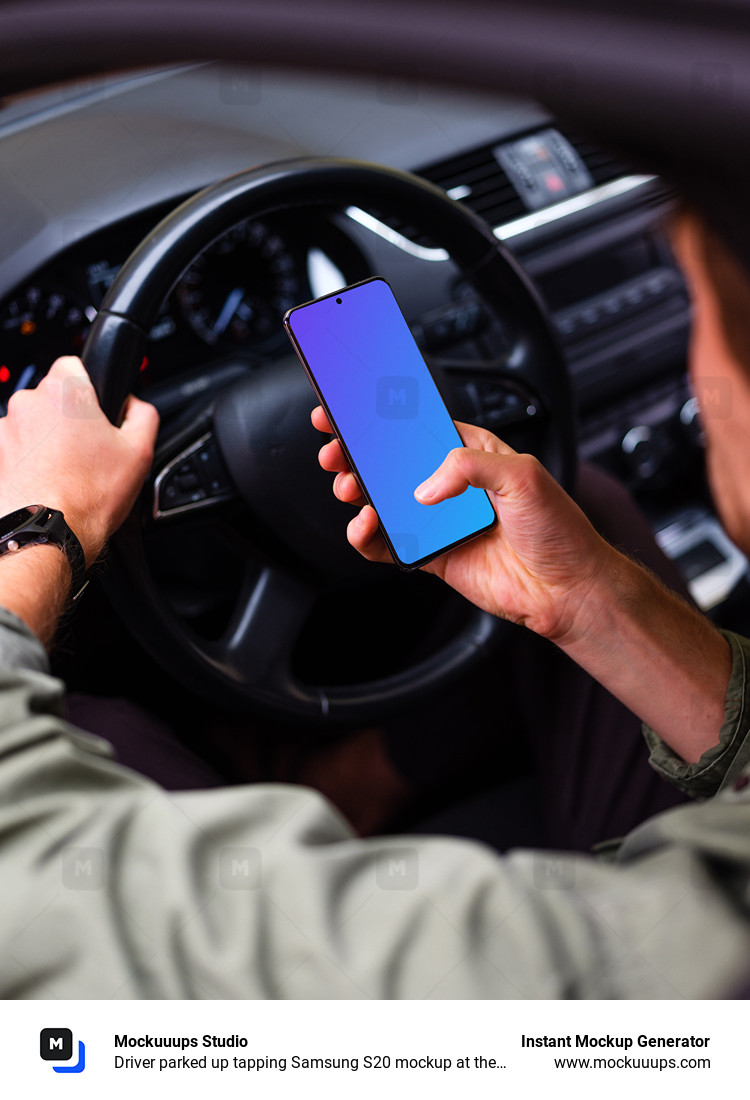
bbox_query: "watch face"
[0,505,40,540]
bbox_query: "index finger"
[311,405,332,434]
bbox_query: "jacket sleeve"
[643,629,750,798]
[2,607,750,1000]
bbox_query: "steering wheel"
[82,157,574,723]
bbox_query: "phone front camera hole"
[336,298,342,304]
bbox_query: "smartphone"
[284,277,497,569]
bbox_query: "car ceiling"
[0,63,549,300]
[1,0,749,270]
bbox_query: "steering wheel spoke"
[207,565,317,703]
[148,401,238,524]
[152,429,237,522]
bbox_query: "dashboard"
[1,59,747,674]
[0,203,350,405]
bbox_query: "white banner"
[3,998,741,1099]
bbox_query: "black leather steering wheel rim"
[82,157,574,723]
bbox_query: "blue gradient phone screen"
[287,278,496,566]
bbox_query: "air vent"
[354,129,631,251]
[418,146,526,227]
[561,131,629,186]
[357,144,525,249]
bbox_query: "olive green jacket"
[2,608,750,999]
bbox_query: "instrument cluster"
[0,200,349,411]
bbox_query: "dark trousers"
[67,465,692,854]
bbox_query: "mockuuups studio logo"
[376,376,418,418]
[40,1029,86,1074]
[62,847,105,890]
[376,847,419,890]
[219,847,262,890]
[532,853,576,891]
[693,377,732,421]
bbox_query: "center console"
[500,159,748,612]
[369,124,748,613]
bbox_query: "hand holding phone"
[315,404,620,644]
[285,277,497,569]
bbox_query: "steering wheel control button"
[175,465,201,490]
[472,380,541,429]
[154,433,235,518]
[420,300,488,351]
[196,441,235,496]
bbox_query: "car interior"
[1,8,747,839]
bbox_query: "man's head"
[671,213,750,557]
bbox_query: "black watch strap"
[0,505,89,601]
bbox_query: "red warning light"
[139,356,149,373]
[0,366,10,384]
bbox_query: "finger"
[318,437,350,473]
[415,447,538,505]
[311,405,333,433]
[119,394,160,447]
[40,354,102,414]
[46,355,91,379]
[346,505,391,563]
[333,470,365,505]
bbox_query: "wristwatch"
[0,505,89,600]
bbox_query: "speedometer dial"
[175,220,302,348]
[0,285,92,406]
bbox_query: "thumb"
[411,444,545,508]
[119,394,160,453]
[415,447,518,504]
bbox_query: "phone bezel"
[284,275,497,571]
